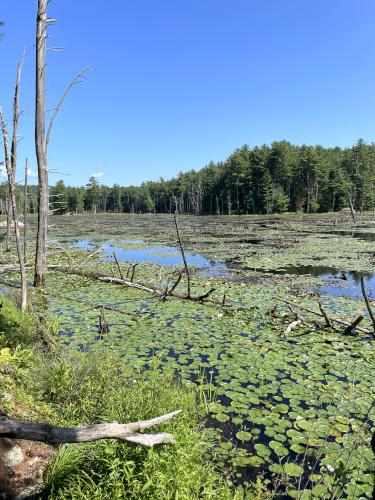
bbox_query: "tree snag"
[34,0,48,286]
[0,58,27,311]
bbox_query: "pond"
[8,214,374,497]
[274,265,375,299]
[68,238,228,276]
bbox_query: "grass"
[0,296,250,499]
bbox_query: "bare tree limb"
[318,301,332,328]
[113,251,124,280]
[45,66,91,148]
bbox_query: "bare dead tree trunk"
[174,212,191,298]
[4,56,22,253]
[0,62,27,310]
[23,158,28,264]
[346,190,357,223]
[5,197,11,251]
[34,0,48,287]
[34,0,90,287]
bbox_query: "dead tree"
[346,190,357,223]
[98,306,109,336]
[34,0,90,286]
[34,0,48,286]
[4,52,23,253]
[174,212,191,298]
[23,158,28,264]
[0,59,27,310]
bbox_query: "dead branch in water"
[318,301,332,328]
[343,315,364,335]
[276,297,371,335]
[0,410,182,447]
[113,251,124,280]
[281,319,302,339]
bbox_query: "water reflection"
[70,239,226,275]
[276,265,375,299]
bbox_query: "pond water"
[14,225,371,495]
[70,239,227,276]
[327,230,375,242]
[67,238,375,299]
[275,265,375,299]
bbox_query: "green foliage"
[25,349,237,499]
[0,296,38,347]
[9,138,375,215]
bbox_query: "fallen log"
[276,297,371,335]
[0,410,182,447]
[46,264,225,306]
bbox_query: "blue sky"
[1,0,375,186]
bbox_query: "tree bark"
[34,0,48,287]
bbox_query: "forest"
[2,139,375,216]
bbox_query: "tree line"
[2,138,373,216]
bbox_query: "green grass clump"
[0,295,38,347]
[28,349,240,499]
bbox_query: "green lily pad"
[284,463,303,477]
[236,431,252,442]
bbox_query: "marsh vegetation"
[1,212,374,498]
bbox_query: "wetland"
[1,212,375,498]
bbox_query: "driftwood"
[277,298,371,335]
[280,305,303,338]
[281,319,302,339]
[0,410,182,447]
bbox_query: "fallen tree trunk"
[47,264,221,305]
[0,410,182,447]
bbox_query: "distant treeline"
[1,139,374,216]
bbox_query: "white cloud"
[0,165,6,177]
[91,171,104,178]
[27,168,37,178]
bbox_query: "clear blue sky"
[1,0,375,186]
